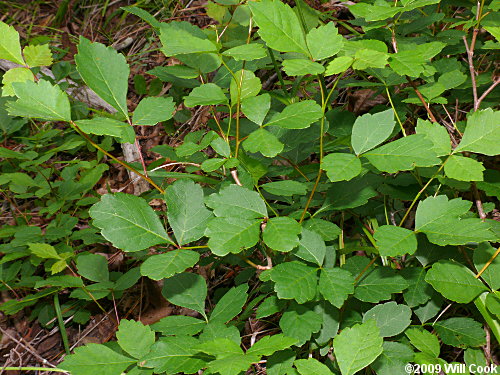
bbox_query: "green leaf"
[282,59,325,76]
[456,109,500,156]
[354,267,409,303]
[264,100,322,129]
[1,67,34,96]
[294,228,326,266]
[348,3,401,21]
[304,218,341,241]
[116,319,155,359]
[322,153,362,182]
[165,179,212,245]
[207,184,267,219]
[319,268,355,308]
[210,284,248,323]
[159,21,218,55]
[306,22,343,61]
[267,349,296,375]
[89,193,174,252]
[23,44,53,67]
[473,242,500,290]
[261,180,307,196]
[389,42,445,77]
[75,37,129,118]
[280,303,323,345]
[121,6,162,29]
[415,195,471,232]
[295,358,334,374]
[486,293,500,317]
[351,109,394,155]
[141,336,207,374]
[243,128,284,157]
[184,83,228,107]
[241,94,271,125]
[205,217,261,256]
[353,49,388,70]
[28,243,61,259]
[75,117,135,144]
[371,342,414,375]
[325,56,353,75]
[324,174,379,210]
[60,344,135,375]
[364,134,441,173]
[270,261,318,303]
[162,272,207,319]
[477,169,500,198]
[222,43,267,61]
[425,260,487,303]
[201,158,226,172]
[406,328,440,357]
[132,96,175,125]
[434,317,486,348]
[363,302,412,337]
[76,253,109,282]
[140,250,199,281]
[151,315,206,336]
[415,119,451,156]
[230,69,262,105]
[0,21,25,65]
[247,334,297,356]
[444,155,484,181]
[402,267,434,307]
[263,217,301,252]
[333,320,383,375]
[7,80,71,122]
[438,70,466,90]
[248,0,310,56]
[374,225,417,256]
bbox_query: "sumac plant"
[0,0,499,374]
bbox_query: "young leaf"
[1,67,34,96]
[0,21,25,65]
[280,304,323,345]
[261,180,307,196]
[444,155,484,181]
[351,109,395,155]
[75,117,135,144]
[60,344,135,375]
[241,94,271,125]
[374,225,417,256]
[434,317,486,348]
[132,96,175,126]
[294,228,326,266]
[264,100,322,129]
[322,153,362,182]
[295,358,334,375]
[263,217,301,252]
[89,193,174,252]
[353,49,388,70]
[116,319,155,359]
[140,250,200,280]
[455,108,500,156]
[363,302,412,337]
[165,179,212,245]
[248,0,310,56]
[23,44,53,67]
[415,119,451,156]
[425,260,487,303]
[333,320,383,375]
[207,184,267,219]
[75,37,129,118]
[162,272,207,319]
[405,328,440,357]
[7,80,71,122]
[205,217,261,256]
[230,69,262,105]
[159,21,218,56]
[270,261,318,303]
[243,128,284,157]
[28,243,61,259]
[319,268,355,308]
[184,83,228,107]
[222,43,267,61]
[325,56,353,75]
[210,284,248,323]
[76,253,109,282]
[282,59,325,76]
[306,22,344,61]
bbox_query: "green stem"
[474,292,500,345]
[267,47,289,99]
[385,86,406,136]
[54,293,70,355]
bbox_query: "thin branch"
[476,77,500,109]
[472,182,487,221]
[406,77,438,122]
[463,35,479,109]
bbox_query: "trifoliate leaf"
[89,193,174,252]
[351,109,395,155]
[319,268,355,308]
[248,0,310,56]
[0,21,25,65]
[444,155,484,181]
[205,217,261,256]
[374,225,418,256]
[159,21,218,55]
[363,302,412,337]
[270,261,318,303]
[162,272,207,318]
[241,94,271,125]
[279,303,323,345]
[263,216,301,252]
[166,179,212,245]
[322,153,362,182]
[7,80,71,122]
[75,37,129,118]
[184,83,228,107]
[282,59,325,76]
[425,260,487,303]
[116,319,155,359]
[264,100,322,129]
[140,250,200,280]
[333,320,383,375]
[23,44,53,67]
[455,108,500,156]
[294,228,326,266]
[306,22,344,61]
[243,128,284,157]
[222,43,267,61]
[75,117,135,143]
[133,96,175,125]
